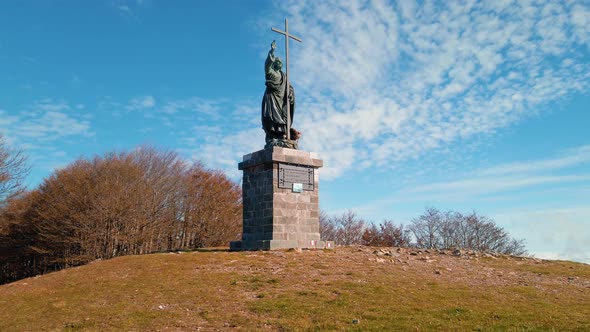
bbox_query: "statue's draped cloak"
[261,51,295,139]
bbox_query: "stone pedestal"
[230,147,334,250]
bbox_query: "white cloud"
[111,0,149,20]
[479,145,590,176]
[0,110,18,127]
[248,0,590,179]
[493,206,590,264]
[0,100,93,146]
[117,5,131,13]
[180,127,263,179]
[350,144,590,220]
[18,111,91,141]
[127,95,156,111]
[571,4,590,47]
[158,97,222,118]
[411,174,590,198]
[110,2,588,183]
[405,144,590,199]
[36,99,70,112]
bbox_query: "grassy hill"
[0,246,588,331]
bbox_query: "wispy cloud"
[158,97,223,118]
[0,110,18,127]
[36,99,70,112]
[126,95,156,111]
[258,0,590,179]
[110,2,588,182]
[0,100,93,146]
[162,97,263,177]
[479,145,590,176]
[180,127,263,179]
[493,206,590,263]
[352,145,590,216]
[18,111,91,141]
[403,145,590,199]
[54,1,587,187]
[0,99,95,185]
[110,0,149,20]
[411,174,590,197]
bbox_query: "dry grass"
[0,246,588,331]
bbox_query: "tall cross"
[271,18,301,140]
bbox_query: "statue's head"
[273,57,283,71]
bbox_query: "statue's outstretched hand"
[271,40,276,52]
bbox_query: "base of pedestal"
[230,239,334,251]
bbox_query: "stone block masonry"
[230,147,334,250]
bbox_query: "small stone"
[434,270,442,275]
[352,319,360,324]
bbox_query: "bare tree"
[0,145,244,284]
[319,210,337,241]
[502,238,527,256]
[408,207,527,255]
[438,210,460,249]
[380,220,411,247]
[0,134,29,204]
[409,207,443,249]
[361,221,410,247]
[333,211,365,245]
[361,223,381,246]
[180,163,242,248]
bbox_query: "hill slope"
[0,247,589,331]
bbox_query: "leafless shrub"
[318,210,337,242]
[0,134,29,204]
[332,211,366,245]
[409,207,527,255]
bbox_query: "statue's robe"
[261,51,295,140]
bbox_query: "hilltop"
[0,246,588,331]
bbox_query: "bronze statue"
[261,40,299,149]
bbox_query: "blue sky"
[1,0,589,263]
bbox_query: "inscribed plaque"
[278,163,314,191]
